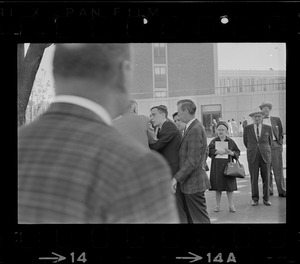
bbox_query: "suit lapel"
[157,120,167,138]
[180,118,198,145]
[249,124,258,141]
[270,116,278,141]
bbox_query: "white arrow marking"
[39,252,66,263]
[176,252,202,263]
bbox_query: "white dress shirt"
[263,116,275,140]
[52,95,112,126]
[254,123,262,139]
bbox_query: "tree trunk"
[18,43,52,127]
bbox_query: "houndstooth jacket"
[18,102,179,224]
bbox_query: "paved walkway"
[205,136,286,223]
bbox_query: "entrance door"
[201,105,222,137]
[202,113,213,136]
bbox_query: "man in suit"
[259,102,286,197]
[150,105,182,176]
[172,99,211,223]
[113,99,156,149]
[172,111,186,136]
[173,111,209,172]
[18,44,179,224]
[149,105,189,223]
[243,111,273,206]
[242,117,248,129]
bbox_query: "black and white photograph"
[17,42,286,224]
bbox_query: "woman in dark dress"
[208,121,240,212]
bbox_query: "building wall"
[130,43,217,99]
[136,90,286,133]
[131,43,153,99]
[168,43,216,97]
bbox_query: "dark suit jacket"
[174,118,211,194]
[243,123,273,164]
[270,116,284,145]
[149,120,181,176]
[18,103,179,224]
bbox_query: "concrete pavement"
[205,136,286,223]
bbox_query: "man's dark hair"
[177,99,196,115]
[172,112,178,119]
[151,105,168,118]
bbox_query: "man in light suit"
[259,102,286,197]
[113,99,156,149]
[172,99,211,223]
[243,111,273,206]
[18,44,179,224]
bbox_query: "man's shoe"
[251,200,258,206]
[279,193,286,198]
[263,200,271,206]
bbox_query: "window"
[154,66,166,79]
[153,43,166,64]
[239,78,243,92]
[154,66,167,88]
[269,79,274,90]
[155,91,167,98]
[263,78,267,91]
[251,78,255,92]
[256,78,262,91]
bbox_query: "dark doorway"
[201,104,222,138]
[202,112,221,137]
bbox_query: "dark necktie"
[256,124,260,140]
[157,128,160,137]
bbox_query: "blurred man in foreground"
[18,43,179,224]
[113,99,156,149]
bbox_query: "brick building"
[130,43,286,136]
[131,43,218,99]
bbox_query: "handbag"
[224,156,245,178]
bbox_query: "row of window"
[215,82,286,94]
[219,77,286,88]
[153,43,168,98]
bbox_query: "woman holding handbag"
[208,121,241,213]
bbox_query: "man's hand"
[171,177,177,193]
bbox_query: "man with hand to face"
[172,99,211,223]
[149,105,181,177]
[149,105,187,222]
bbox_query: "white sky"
[217,43,286,70]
